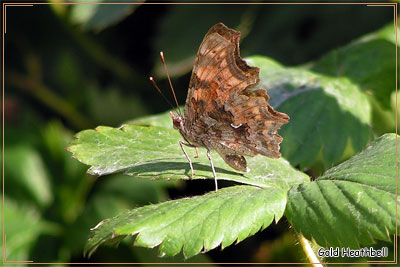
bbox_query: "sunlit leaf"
[67,124,309,190]
[286,133,399,248]
[85,185,287,258]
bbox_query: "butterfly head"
[170,111,185,131]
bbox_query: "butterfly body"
[171,23,289,187]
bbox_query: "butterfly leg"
[179,141,195,179]
[206,150,218,192]
[194,147,199,158]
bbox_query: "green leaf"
[4,145,53,208]
[65,174,170,255]
[247,56,373,169]
[2,198,47,262]
[127,110,174,129]
[286,133,399,249]
[70,0,141,32]
[311,22,398,109]
[85,185,287,258]
[67,124,309,190]
[66,174,174,258]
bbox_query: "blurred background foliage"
[2,0,398,264]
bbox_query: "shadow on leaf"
[124,161,240,179]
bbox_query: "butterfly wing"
[183,23,259,127]
[183,23,289,171]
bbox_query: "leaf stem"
[7,71,93,130]
[299,234,323,267]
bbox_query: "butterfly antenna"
[160,52,182,116]
[149,77,178,112]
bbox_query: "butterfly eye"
[172,116,182,129]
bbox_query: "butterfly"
[168,23,289,191]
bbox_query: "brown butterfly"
[159,23,289,191]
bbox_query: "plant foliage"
[286,134,399,248]
[85,185,287,258]
[5,2,398,263]
[69,125,398,258]
[67,19,399,258]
